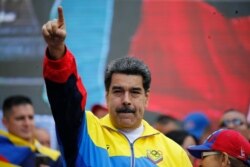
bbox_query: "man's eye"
[16,117,24,121]
[131,90,142,97]
[113,90,123,95]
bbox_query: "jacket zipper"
[130,143,135,167]
[119,133,135,167]
[129,134,157,167]
[118,131,159,167]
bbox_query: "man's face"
[106,73,149,131]
[220,111,249,140]
[3,104,35,142]
[199,153,222,167]
[220,111,248,130]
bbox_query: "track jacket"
[43,48,192,167]
[0,130,62,167]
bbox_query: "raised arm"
[42,7,87,167]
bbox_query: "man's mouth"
[117,107,136,114]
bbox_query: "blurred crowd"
[153,110,250,166]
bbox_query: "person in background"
[154,114,181,134]
[91,104,108,119]
[41,6,192,167]
[188,129,250,167]
[35,127,51,148]
[165,130,199,166]
[0,95,62,167]
[219,108,250,140]
[183,112,212,143]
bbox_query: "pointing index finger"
[57,6,64,28]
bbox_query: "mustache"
[116,106,136,114]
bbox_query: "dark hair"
[224,108,242,114]
[104,57,151,92]
[2,95,33,117]
[156,115,179,125]
[229,156,249,167]
[215,154,249,167]
[165,130,199,146]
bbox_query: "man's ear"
[221,152,230,167]
[145,90,150,107]
[105,91,109,106]
[2,117,8,129]
[105,91,108,99]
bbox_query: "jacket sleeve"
[43,47,87,167]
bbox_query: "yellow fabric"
[0,161,20,167]
[34,140,61,161]
[86,112,192,167]
[0,130,60,161]
[0,130,36,151]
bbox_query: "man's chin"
[117,119,136,130]
[20,134,33,141]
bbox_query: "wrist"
[47,44,66,60]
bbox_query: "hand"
[42,6,66,59]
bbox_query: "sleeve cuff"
[43,47,78,83]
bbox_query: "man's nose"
[226,122,236,129]
[122,92,131,105]
[23,117,33,126]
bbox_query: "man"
[0,95,62,167]
[42,6,192,167]
[219,108,250,140]
[153,114,181,134]
[188,129,250,167]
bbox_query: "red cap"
[91,104,108,115]
[188,129,250,163]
